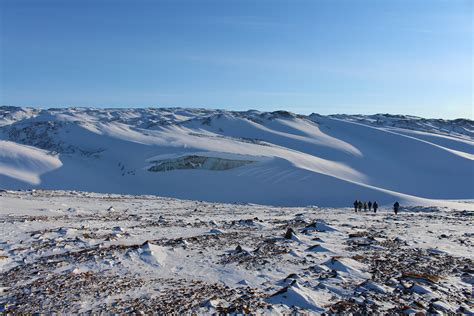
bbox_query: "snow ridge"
[0,106,472,207]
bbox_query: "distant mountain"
[1,106,473,206]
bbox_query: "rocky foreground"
[0,190,473,314]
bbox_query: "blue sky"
[0,0,472,118]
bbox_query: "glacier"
[0,106,472,207]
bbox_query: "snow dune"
[0,141,62,185]
[0,106,472,207]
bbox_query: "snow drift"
[0,106,472,207]
[0,140,62,185]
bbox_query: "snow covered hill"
[0,106,473,207]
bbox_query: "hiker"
[393,201,400,215]
[373,201,378,213]
[363,201,368,211]
[368,201,372,211]
[353,200,359,212]
[358,200,363,212]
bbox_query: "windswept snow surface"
[0,106,472,207]
[0,141,62,185]
[0,190,472,313]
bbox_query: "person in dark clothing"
[368,201,372,211]
[353,200,359,212]
[373,201,378,213]
[358,201,363,212]
[393,201,400,214]
[363,201,368,211]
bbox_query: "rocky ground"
[0,190,473,314]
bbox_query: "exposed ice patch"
[147,153,258,172]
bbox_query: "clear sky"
[0,0,472,118]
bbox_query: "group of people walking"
[353,200,400,214]
[353,200,378,213]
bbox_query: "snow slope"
[0,106,472,207]
[0,141,62,185]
